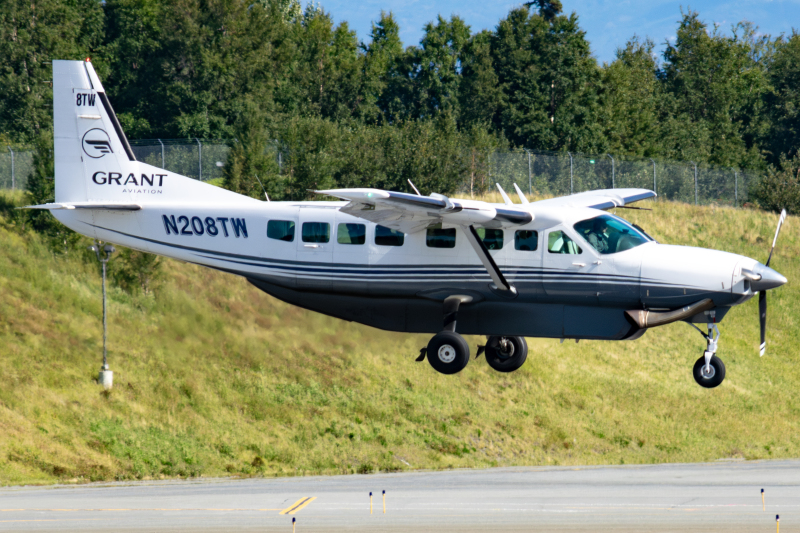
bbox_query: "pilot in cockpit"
[587,218,610,253]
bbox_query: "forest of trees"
[0,0,799,203]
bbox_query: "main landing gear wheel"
[485,336,528,373]
[693,354,726,388]
[427,331,470,375]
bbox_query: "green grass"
[0,192,799,486]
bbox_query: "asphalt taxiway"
[1,459,798,532]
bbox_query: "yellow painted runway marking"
[280,497,316,515]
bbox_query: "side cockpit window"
[573,214,649,254]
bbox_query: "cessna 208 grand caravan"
[31,60,788,388]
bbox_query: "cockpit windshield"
[573,214,650,255]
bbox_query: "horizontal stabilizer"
[22,202,142,211]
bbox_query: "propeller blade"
[759,290,767,357]
[766,209,787,267]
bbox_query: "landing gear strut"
[691,323,726,388]
[418,295,472,375]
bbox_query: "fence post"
[568,152,574,194]
[734,171,738,206]
[8,146,14,190]
[650,158,656,198]
[527,150,532,195]
[691,161,698,205]
[195,138,202,181]
[158,138,165,169]
[606,154,615,188]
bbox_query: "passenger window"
[375,225,404,246]
[426,227,456,248]
[514,230,538,251]
[267,220,295,242]
[337,223,366,245]
[476,228,504,250]
[547,230,582,254]
[301,222,330,243]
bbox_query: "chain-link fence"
[129,139,230,182]
[0,148,34,191]
[487,150,761,206]
[1,140,762,207]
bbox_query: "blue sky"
[313,0,800,64]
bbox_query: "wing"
[315,188,532,234]
[531,188,656,210]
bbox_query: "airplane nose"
[749,263,788,292]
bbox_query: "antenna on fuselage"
[512,183,530,204]
[254,174,270,201]
[408,179,422,196]
[495,183,513,205]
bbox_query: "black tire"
[693,354,726,388]
[485,336,528,373]
[427,331,470,375]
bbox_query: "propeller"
[759,209,787,356]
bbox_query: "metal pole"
[8,147,14,190]
[692,162,698,205]
[158,138,165,169]
[102,259,107,369]
[606,154,615,188]
[527,150,532,195]
[568,152,574,194]
[734,171,738,206]
[195,138,202,181]
[650,158,656,197]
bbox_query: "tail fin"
[53,60,250,205]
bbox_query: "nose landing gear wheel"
[693,354,726,388]
[485,336,528,372]
[427,331,470,375]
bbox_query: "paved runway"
[1,460,798,532]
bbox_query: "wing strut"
[462,225,516,295]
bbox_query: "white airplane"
[29,60,788,388]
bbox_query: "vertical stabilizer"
[52,60,252,206]
[54,60,138,203]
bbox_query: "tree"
[112,247,162,295]
[751,153,800,214]
[601,37,661,157]
[659,11,771,169]
[459,30,502,129]
[0,0,105,143]
[360,11,403,123]
[409,15,471,119]
[222,109,284,200]
[490,6,604,152]
[765,31,800,164]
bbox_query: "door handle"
[593,260,602,265]
[304,244,320,249]
[571,262,586,267]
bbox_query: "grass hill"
[0,194,798,486]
